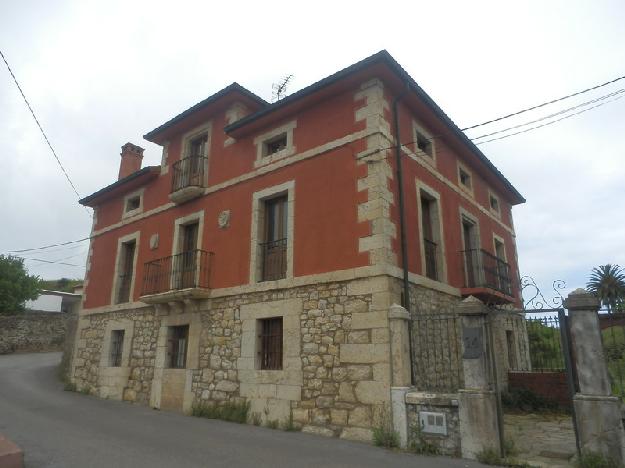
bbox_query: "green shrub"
[372,405,400,448]
[408,422,439,455]
[502,388,563,413]
[250,412,262,426]
[575,451,623,468]
[282,412,298,431]
[265,419,279,430]
[477,447,503,465]
[63,381,77,392]
[372,425,400,448]
[191,401,250,424]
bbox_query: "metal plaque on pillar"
[462,326,483,359]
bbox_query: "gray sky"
[1,0,624,300]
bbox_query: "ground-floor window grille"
[167,325,189,369]
[259,317,283,370]
[109,329,125,367]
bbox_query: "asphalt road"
[0,352,485,468]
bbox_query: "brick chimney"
[118,143,144,180]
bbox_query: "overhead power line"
[472,88,625,141]
[461,72,625,131]
[7,236,91,254]
[475,94,624,145]
[0,49,90,216]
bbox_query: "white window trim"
[249,180,295,284]
[171,210,205,255]
[488,189,501,218]
[253,120,297,168]
[416,180,447,283]
[412,120,436,166]
[122,188,145,219]
[178,121,212,187]
[110,231,140,305]
[493,233,507,262]
[170,210,205,290]
[459,207,482,287]
[457,160,474,197]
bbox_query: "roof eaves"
[79,166,160,206]
[143,83,268,142]
[224,50,525,204]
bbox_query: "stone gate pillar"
[457,296,501,459]
[389,303,411,448]
[565,288,625,462]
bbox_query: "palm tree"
[587,264,625,312]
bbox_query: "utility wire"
[7,236,91,254]
[0,49,91,216]
[22,257,83,268]
[475,94,624,145]
[461,73,625,131]
[472,88,625,141]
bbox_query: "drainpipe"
[392,85,416,386]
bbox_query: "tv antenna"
[272,74,293,102]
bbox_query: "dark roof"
[79,166,160,206]
[144,82,268,142]
[224,50,525,204]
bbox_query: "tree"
[0,255,41,314]
[587,264,625,312]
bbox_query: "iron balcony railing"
[141,249,212,296]
[171,156,207,193]
[461,248,512,296]
[423,239,438,281]
[260,238,287,281]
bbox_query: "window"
[489,193,500,215]
[459,167,472,190]
[260,195,288,281]
[420,192,441,281]
[109,330,125,367]
[175,222,199,289]
[416,130,433,158]
[461,216,480,287]
[188,133,208,159]
[126,195,140,213]
[167,325,189,369]
[263,133,287,157]
[116,240,136,304]
[122,191,143,217]
[258,317,283,370]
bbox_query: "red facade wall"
[84,72,522,310]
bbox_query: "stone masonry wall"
[71,276,394,441]
[0,312,69,354]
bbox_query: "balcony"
[140,249,213,304]
[169,156,207,204]
[461,248,514,303]
[260,238,287,281]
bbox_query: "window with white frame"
[253,121,296,167]
[122,190,143,218]
[458,162,473,193]
[489,191,500,216]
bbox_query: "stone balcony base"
[169,186,204,204]
[140,287,211,304]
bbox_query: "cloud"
[1,0,624,289]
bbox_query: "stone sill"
[405,391,459,407]
[140,288,211,304]
[169,186,204,204]
[460,286,515,305]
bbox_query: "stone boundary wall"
[0,312,69,354]
[508,371,570,407]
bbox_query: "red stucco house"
[71,50,524,439]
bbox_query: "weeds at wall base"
[191,401,251,424]
[574,451,624,468]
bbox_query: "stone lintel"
[406,391,459,407]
